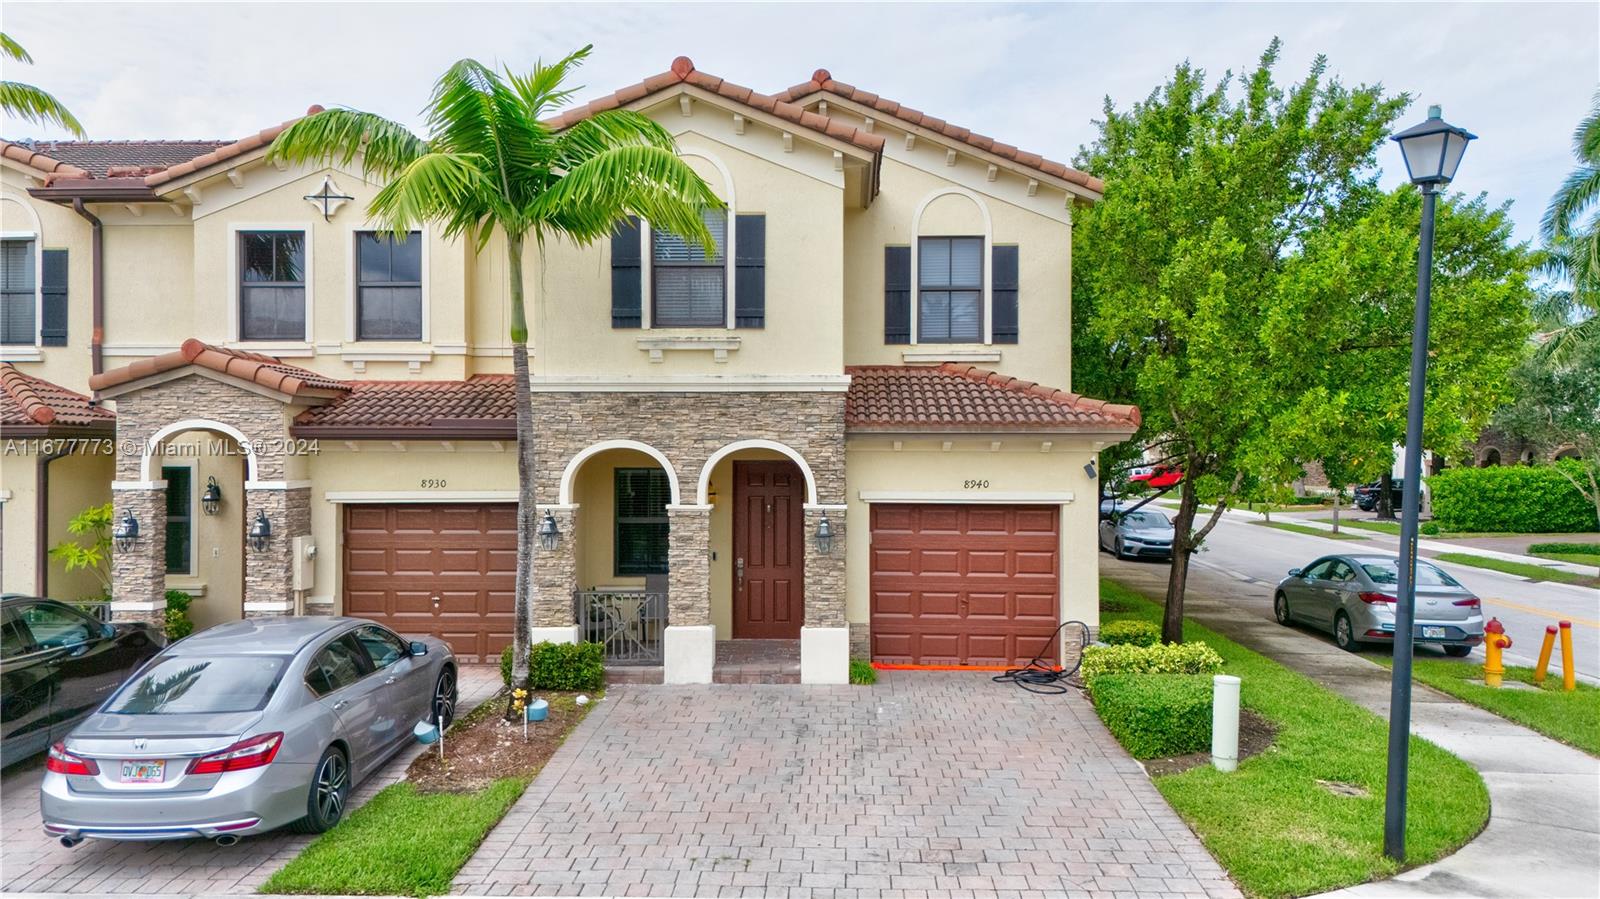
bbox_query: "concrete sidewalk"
[1106,561,1600,899]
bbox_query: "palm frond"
[0,33,32,64]
[555,109,678,167]
[504,44,593,119]
[0,80,85,137]
[531,143,722,248]
[1542,165,1600,242]
[1534,312,1600,367]
[367,151,502,242]
[264,108,426,183]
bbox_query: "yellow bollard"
[1534,626,1557,684]
[1483,618,1509,689]
[1559,621,1576,692]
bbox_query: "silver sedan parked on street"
[1099,509,1175,560]
[1274,555,1485,656]
[41,616,455,845]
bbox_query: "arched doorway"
[1479,448,1501,467]
[700,440,816,641]
[147,425,249,632]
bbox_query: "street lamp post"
[1383,105,1476,862]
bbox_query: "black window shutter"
[40,249,68,347]
[734,214,765,328]
[991,244,1019,344]
[884,245,911,344]
[610,217,642,328]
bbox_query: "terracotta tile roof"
[845,364,1139,433]
[775,69,1105,195]
[0,364,115,434]
[292,376,517,439]
[89,338,347,398]
[0,140,91,181]
[144,107,323,188]
[7,140,232,178]
[545,57,886,159]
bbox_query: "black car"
[1,596,164,763]
[1353,479,1405,513]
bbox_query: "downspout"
[35,445,71,597]
[70,199,104,376]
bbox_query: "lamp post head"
[1391,105,1475,190]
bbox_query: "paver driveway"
[0,665,500,895]
[458,672,1239,898]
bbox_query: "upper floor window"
[918,236,983,343]
[356,231,422,340]
[652,209,726,328]
[1,238,35,345]
[239,231,305,341]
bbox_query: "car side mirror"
[1288,568,1302,577]
[101,623,116,639]
[409,641,429,656]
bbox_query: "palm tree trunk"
[507,233,535,686]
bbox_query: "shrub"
[500,645,515,687]
[1420,521,1441,536]
[1100,620,1161,647]
[529,641,605,691]
[1080,641,1224,687]
[1090,673,1214,759]
[164,590,194,641]
[1529,542,1600,555]
[1428,462,1597,533]
[849,660,877,685]
[1290,495,1329,505]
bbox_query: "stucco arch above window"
[559,439,683,506]
[910,186,994,346]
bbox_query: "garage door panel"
[966,550,1010,574]
[964,592,1012,618]
[1015,550,1057,575]
[1014,507,1059,534]
[918,549,961,573]
[438,549,488,572]
[1014,592,1059,619]
[393,549,436,573]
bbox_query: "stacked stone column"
[109,487,166,625]
[244,486,311,618]
[529,505,581,642]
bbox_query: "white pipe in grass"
[1212,674,1241,773]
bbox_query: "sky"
[3,2,1595,245]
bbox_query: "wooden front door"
[732,461,805,638]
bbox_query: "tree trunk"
[1162,474,1200,644]
[1331,491,1341,533]
[1377,471,1396,520]
[507,234,535,686]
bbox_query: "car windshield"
[1361,562,1462,587]
[105,655,288,715]
[1122,512,1171,527]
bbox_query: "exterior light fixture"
[815,512,834,554]
[1381,105,1474,866]
[201,476,223,516]
[1083,460,1098,480]
[539,511,561,551]
[112,512,140,552]
[248,510,272,551]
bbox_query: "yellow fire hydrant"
[1483,617,1512,688]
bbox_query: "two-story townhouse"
[0,57,1137,684]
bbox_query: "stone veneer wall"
[802,507,845,628]
[532,507,579,627]
[667,507,711,626]
[109,488,166,626]
[243,487,311,615]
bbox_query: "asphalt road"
[1117,510,1600,682]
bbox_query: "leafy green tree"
[1491,342,1600,525]
[48,502,113,598]
[1,34,85,137]
[267,47,719,683]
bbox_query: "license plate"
[120,760,165,783]
[1421,626,1446,639]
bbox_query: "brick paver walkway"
[456,672,1239,898]
[0,664,501,895]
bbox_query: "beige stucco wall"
[154,431,247,632]
[1,451,41,595]
[1,167,97,392]
[0,445,113,599]
[843,434,1107,654]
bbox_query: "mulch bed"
[406,691,592,793]
[1143,707,1278,777]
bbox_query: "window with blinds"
[356,231,423,340]
[652,209,726,327]
[163,466,193,575]
[918,236,983,342]
[239,231,306,341]
[1,239,36,345]
[614,468,671,576]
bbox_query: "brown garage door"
[870,503,1060,667]
[343,503,516,663]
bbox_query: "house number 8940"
[420,478,448,488]
[963,479,990,489]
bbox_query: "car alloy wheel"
[315,750,348,824]
[1274,592,1291,625]
[433,669,457,729]
[1444,644,1473,658]
[1115,538,1127,560]
[1334,612,1359,652]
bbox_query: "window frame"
[16,600,96,650]
[614,467,671,577]
[232,225,312,344]
[161,462,196,576]
[350,228,427,342]
[351,624,410,671]
[304,633,377,698]
[915,235,985,344]
[0,233,40,348]
[648,209,729,329]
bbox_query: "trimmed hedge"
[500,641,605,691]
[1090,673,1214,759]
[1529,542,1600,555]
[1100,619,1161,647]
[1428,462,1597,534]
[1081,641,1224,687]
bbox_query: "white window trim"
[909,187,994,346]
[1,226,43,349]
[159,459,199,577]
[344,222,431,344]
[642,148,736,331]
[228,222,314,344]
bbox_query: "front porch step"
[714,639,801,684]
[713,670,801,684]
[605,667,664,685]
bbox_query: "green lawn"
[1320,518,1403,536]
[1098,579,1488,899]
[1374,656,1599,757]
[1532,550,1600,567]
[1527,543,1600,568]
[1434,552,1600,587]
[1251,520,1369,540]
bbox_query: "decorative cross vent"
[304,175,353,221]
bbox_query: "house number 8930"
[963,479,990,489]
[420,478,448,488]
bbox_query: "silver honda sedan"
[41,616,455,845]
[1274,555,1485,656]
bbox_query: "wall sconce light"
[113,511,140,552]
[201,476,223,515]
[539,511,561,551]
[815,512,834,554]
[249,510,272,551]
[1083,460,1098,480]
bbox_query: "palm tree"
[1539,90,1599,362]
[1,33,85,137]
[267,46,718,683]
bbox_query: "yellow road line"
[1482,597,1600,629]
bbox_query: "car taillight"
[1453,598,1481,608]
[46,742,99,776]
[187,732,283,775]
[1358,592,1394,605]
